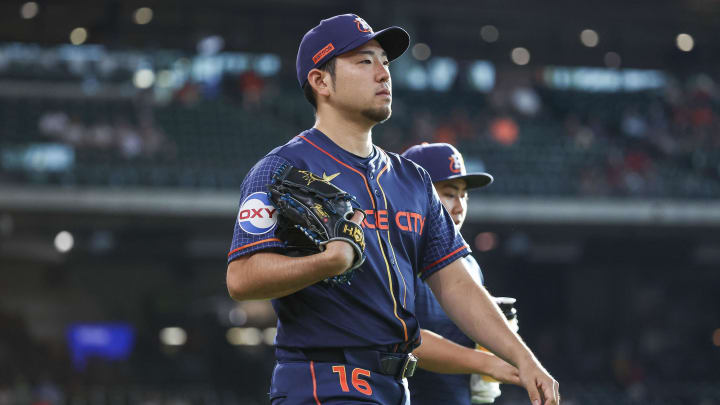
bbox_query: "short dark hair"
[302,57,337,109]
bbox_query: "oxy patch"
[237,192,278,235]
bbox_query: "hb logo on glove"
[342,223,366,251]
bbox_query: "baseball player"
[402,143,519,404]
[226,13,559,404]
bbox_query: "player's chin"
[361,106,392,123]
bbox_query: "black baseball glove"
[267,163,366,284]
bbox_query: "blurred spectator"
[36,105,175,161]
[116,120,142,159]
[38,112,69,138]
[449,108,477,142]
[410,111,435,144]
[239,71,265,110]
[87,122,115,150]
[174,82,201,106]
[621,107,649,138]
[432,122,457,145]
[511,86,542,116]
[63,117,86,146]
[564,114,595,150]
[489,116,519,146]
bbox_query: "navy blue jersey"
[409,255,484,405]
[228,128,470,350]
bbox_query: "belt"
[278,347,418,379]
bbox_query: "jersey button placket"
[372,170,406,312]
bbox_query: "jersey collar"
[307,128,385,170]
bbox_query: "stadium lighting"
[20,2,39,19]
[159,327,187,346]
[197,35,225,55]
[604,51,621,68]
[226,327,262,346]
[133,69,155,88]
[263,327,277,345]
[70,28,88,45]
[468,61,496,92]
[676,33,694,52]
[406,64,429,89]
[54,231,74,253]
[133,7,153,25]
[412,43,431,61]
[580,29,599,47]
[228,306,247,326]
[511,47,530,65]
[480,25,499,43]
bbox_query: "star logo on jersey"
[298,170,340,185]
[322,172,340,182]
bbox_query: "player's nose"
[453,199,465,214]
[375,61,390,82]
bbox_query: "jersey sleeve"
[227,154,290,263]
[464,255,484,286]
[417,169,471,280]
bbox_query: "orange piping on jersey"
[373,227,407,341]
[227,238,282,257]
[298,135,376,211]
[376,160,409,308]
[421,245,470,273]
[298,135,408,342]
[310,361,322,405]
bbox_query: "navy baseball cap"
[296,14,410,87]
[401,143,493,189]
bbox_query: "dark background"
[1,1,719,404]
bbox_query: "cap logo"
[312,42,335,64]
[354,17,373,33]
[448,154,464,174]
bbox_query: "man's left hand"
[518,360,560,405]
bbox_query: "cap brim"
[372,26,410,61]
[443,172,494,189]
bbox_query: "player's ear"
[308,69,332,98]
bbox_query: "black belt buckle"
[399,353,417,378]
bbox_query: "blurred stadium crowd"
[1,47,718,199]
